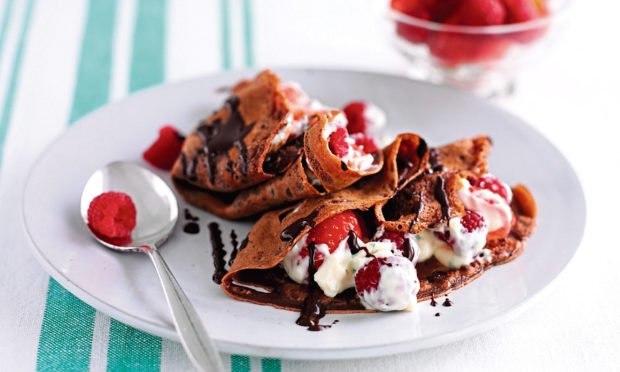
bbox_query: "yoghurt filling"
[415,174,514,269]
[282,231,420,311]
[321,113,379,172]
[270,81,328,150]
[281,173,515,312]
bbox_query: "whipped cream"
[457,178,512,233]
[362,102,386,135]
[270,113,308,150]
[282,233,407,298]
[322,114,377,172]
[357,256,419,312]
[340,138,376,171]
[415,225,485,269]
[415,229,447,262]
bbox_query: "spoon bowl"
[79,161,224,372]
[80,161,178,249]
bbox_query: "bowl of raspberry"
[386,0,572,96]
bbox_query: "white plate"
[23,69,585,360]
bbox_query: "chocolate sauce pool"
[182,208,200,234]
[208,222,227,284]
[228,230,239,266]
[296,242,331,331]
[183,223,200,234]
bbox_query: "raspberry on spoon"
[87,191,137,244]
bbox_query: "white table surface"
[0,0,618,370]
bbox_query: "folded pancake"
[221,133,429,312]
[221,135,537,312]
[171,70,383,219]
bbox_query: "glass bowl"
[385,0,572,96]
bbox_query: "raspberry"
[87,192,137,241]
[353,134,378,154]
[502,0,549,43]
[468,175,509,201]
[355,255,419,311]
[328,127,349,158]
[395,7,432,44]
[342,101,368,134]
[429,32,511,67]
[375,230,406,250]
[355,257,383,294]
[143,125,185,170]
[461,210,486,233]
[280,82,310,108]
[450,0,507,26]
[502,0,547,23]
[426,0,461,22]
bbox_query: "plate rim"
[22,67,587,360]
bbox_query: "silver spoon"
[80,161,224,372]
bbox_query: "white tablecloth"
[0,0,618,370]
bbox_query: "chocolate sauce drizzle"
[263,135,304,175]
[430,297,437,307]
[434,177,452,222]
[442,298,453,307]
[428,148,446,173]
[402,237,415,261]
[208,222,227,284]
[184,208,199,221]
[278,208,294,222]
[417,138,428,159]
[280,208,321,243]
[435,312,441,317]
[228,230,239,266]
[182,208,200,234]
[296,242,330,331]
[183,223,200,234]
[347,230,374,258]
[180,152,198,181]
[407,190,425,233]
[189,96,255,184]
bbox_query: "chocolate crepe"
[221,135,537,312]
[171,70,383,219]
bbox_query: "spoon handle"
[142,245,224,372]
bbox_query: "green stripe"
[129,0,166,92]
[37,279,97,371]
[231,355,251,372]
[220,0,231,70]
[106,320,162,371]
[0,0,15,62]
[68,0,116,124]
[37,0,116,370]
[261,358,282,372]
[241,0,253,67]
[0,0,34,169]
[107,0,166,368]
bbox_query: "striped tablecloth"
[1,0,619,371]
